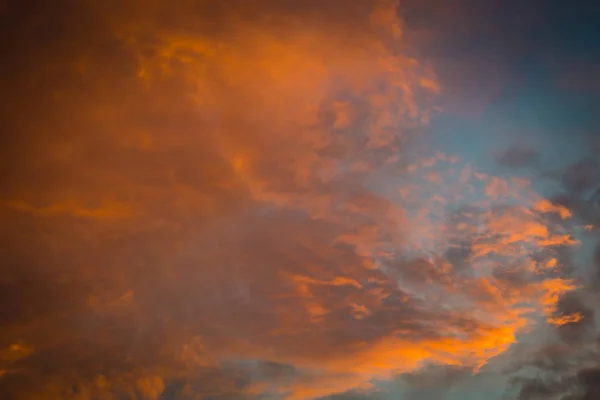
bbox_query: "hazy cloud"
[494,145,539,168]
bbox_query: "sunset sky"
[2,1,600,399]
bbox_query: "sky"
[1,0,600,399]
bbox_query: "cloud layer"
[0,1,587,399]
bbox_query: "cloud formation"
[496,145,600,400]
[0,0,585,399]
[494,145,539,168]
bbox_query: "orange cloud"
[547,312,583,327]
[0,1,582,399]
[534,199,572,220]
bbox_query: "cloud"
[502,148,600,400]
[494,145,539,168]
[0,0,585,399]
[558,158,600,194]
[399,365,473,400]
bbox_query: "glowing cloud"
[0,1,581,399]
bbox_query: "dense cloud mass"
[0,0,598,399]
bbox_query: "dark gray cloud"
[562,158,600,194]
[555,293,595,344]
[509,151,600,400]
[494,145,539,168]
